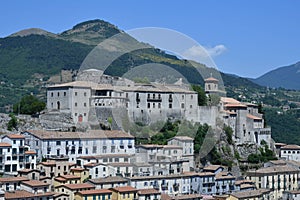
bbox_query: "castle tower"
[204,76,219,94]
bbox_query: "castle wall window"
[84,102,87,107]
[148,103,150,109]
[57,92,59,97]
[64,92,66,96]
[75,92,77,96]
[181,103,184,109]
[191,95,193,99]
[51,92,53,97]
[84,92,87,96]
[153,103,155,108]
[75,102,77,107]
[158,103,161,109]
[169,103,172,109]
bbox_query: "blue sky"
[1,0,300,78]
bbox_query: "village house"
[74,188,112,200]
[280,144,300,161]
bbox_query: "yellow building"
[111,186,138,200]
[75,189,112,200]
[70,167,90,183]
[55,183,95,200]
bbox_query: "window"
[64,92,66,96]
[93,146,97,154]
[51,92,53,97]
[56,141,61,146]
[84,103,87,107]
[190,105,193,109]
[57,92,59,97]
[191,95,193,99]
[158,103,161,109]
[169,103,172,108]
[75,102,77,107]
[181,103,184,109]
[153,103,155,108]
[84,92,87,96]
[148,103,150,108]
[75,92,78,96]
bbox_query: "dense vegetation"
[263,108,300,144]
[13,95,46,115]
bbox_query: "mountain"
[252,62,300,90]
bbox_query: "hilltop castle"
[46,69,271,147]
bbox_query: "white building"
[22,129,135,162]
[280,145,300,161]
[0,134,37,175]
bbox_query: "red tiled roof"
[111,186,138,193]
[25,150,36,154]
[247,114,262,120]
[5,190,54,199]
[0,142,11,147]
[0,177,28,183]
[6,134,25,139]
[22,180,49,187]
[281,144,300,150]
[205,77,219,82]
[61,183,95,190]
[70,167,85,172]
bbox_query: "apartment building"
[0,134,36,175]
[23,129,135,162]
[247,165,299,199]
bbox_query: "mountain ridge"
[251,62,300,90]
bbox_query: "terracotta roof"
[25,150,36,154]
[281,144,300,150]
[59,174,80,180]
[225,103,247,108]
[5,190,54,199]
[26,129,134,139]
[18,169,40,173]
[89,176,128,184]
[161,193,172,200]
[77,189,112,196]
[138,188,161,195]
[0,177,28,183]
[39,161,56,166]
[231,189,270,198]
[0,142,11,147]
[247,114,262,120]
[22,180,49,187]
[220,97,241,104]
[5,134,25,139]
[58,183,95,190]
[111,186,138,193]
[205,77,219,82]
[70,167,85,172]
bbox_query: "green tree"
[191,85,207,106]
[13,95,46,115]
[7,113,18,131]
